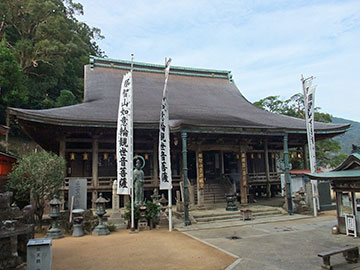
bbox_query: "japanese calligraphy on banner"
[159,58,172,190]
[303,78,317,174]
[117,71,133,195]
[302,76,319,214]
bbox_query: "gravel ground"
[47,229,236,270]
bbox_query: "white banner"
[302,76,319,214]
[159,58,172,190]
[117,71,133,195]
[304,82,317,173]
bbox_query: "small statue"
[134,159,145,205]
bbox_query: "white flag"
[303,82,317,173]
[159,58,172,190]
[302,76,319,214]
[117,71,133,195]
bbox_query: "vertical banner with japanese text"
[302,76,319,214]
[159,58,172,190]
[117,71,133,195]
[304,80,317,173]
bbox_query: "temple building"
[8,56,350,209]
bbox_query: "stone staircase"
[191,205,285,224]
[203,182,229,205]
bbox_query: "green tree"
[55,89,77,107]
[254,94,347,169]
[0,0,104,112]
[7,150,65,230]
[0,38,27,123]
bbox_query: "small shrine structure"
[307,153,360,235]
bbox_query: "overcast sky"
[77,0,360,121]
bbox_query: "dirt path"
[49,229,235,270]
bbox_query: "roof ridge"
[90,55,233,81]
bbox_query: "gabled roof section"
[333,153,360,171]
[9,56,350,136]
[306,153,360,181]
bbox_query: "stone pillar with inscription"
[108,180,126,229]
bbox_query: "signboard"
[342,193,352,215]
[241,153,247,187]
[345,214,357,237]
[198,152,204,189]
[68,178,87,210]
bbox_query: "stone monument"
[108,180,126,229]
[68,178,87,210]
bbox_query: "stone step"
[196,213,284,223]
[192,207,284,223]
[193,208,282,219]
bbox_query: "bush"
[7,150,65,230]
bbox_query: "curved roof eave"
[9,107,350,136]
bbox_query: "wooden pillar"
[59,138,66,210]
[196,145,204,206]
[239,145,248,205]
[284,134,293,214]
[264,139,271,198]
[181,131,191,226]
[303,144,309,170]
[92,137,99,208]
[220,150,225,175]
[59,139,66,159]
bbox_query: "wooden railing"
[247,172,281,185]
[62,175,183,190]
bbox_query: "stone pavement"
[183,214,360,270]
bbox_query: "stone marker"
[68,178,87,210]
[108,180,126,229]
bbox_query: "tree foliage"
[254,94,347,169]
[7,150,66,229]
[0,38,28,123]
[0,0,104,123]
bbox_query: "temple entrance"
[203,151,221,183]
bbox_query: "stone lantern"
[92,193,110,236]
[46,195,64,239]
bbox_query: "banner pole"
[302,75,318,217]
[168,189,172,232]
[130,53,135,232]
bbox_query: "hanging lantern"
[297,152,302,159]
[83,152,88,160]
[173,137,179,146]
[144,153,149,160]
[250,153,255,159]
[103,153,108,160]
[291,153,295,158]
[257,153,262,159]
[271,153,275,159]
[70,153,75,160]
[236,154,240,160]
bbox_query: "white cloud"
[77,0,360,120]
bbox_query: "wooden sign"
[198,152,204,189]
[345,214,357,237]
